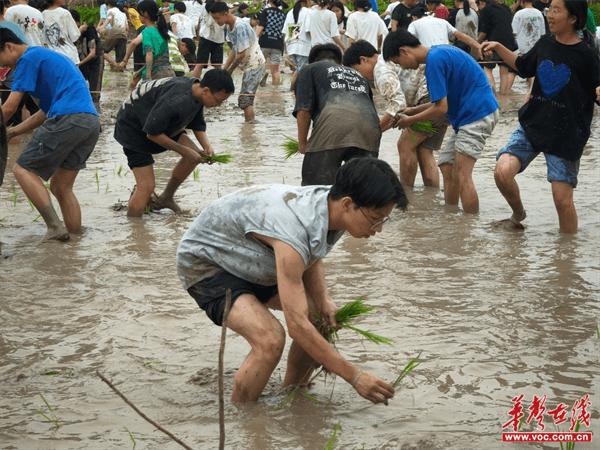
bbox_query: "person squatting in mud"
[113,70,234,217]
[177,158,406,404]
[0,28,100,241]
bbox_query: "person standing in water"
[177,157,406,404]
[0,28,100,241]
[483,0,600,233]
[113,70,234,217]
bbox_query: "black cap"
[410,6,427,18]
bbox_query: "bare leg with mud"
[454,152,478,214]
[225,295,286,403]
[397,129,422,187]
[551,181,577,234]
[494,153,527,226]
[484,67,496,94]
[440,162,459,207]
[152,134,202,213]
[417,146,440,188]
[50,168,84,234]
[128,165,155,217]
[13,163,69,241]
[243,105,255,123]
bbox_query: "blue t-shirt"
[425,45,498,130]
[12,47,97,119]
[0,21,28,44]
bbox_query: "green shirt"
[141,26,169,79]
[586,8,597,34]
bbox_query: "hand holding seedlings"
[352,370,395,405]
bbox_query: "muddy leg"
[551,181,577,234]
[243,105,255,123]
[417,146,440,188]
[397,130,420,188]
[454,152,478,214]
[13,163,69,240]
[128,165,155,217]
[50,168,83,234]
[494,154,526,224]
[440,162,458,206]
[226,295,286,403]
[153,134,201,213]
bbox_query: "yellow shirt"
[127,7,143,30]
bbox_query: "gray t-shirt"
[293,60,381,153]
[177,184,344,289]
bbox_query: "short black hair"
[208,1,229,13]
[382,30,420,61]
[330,158,407,210]
[355,0,371,10]
[342,40,378,67]
[238,2,249,10]
[200,68,235,94]
[410,5,426,18]
[107,0,118,7]
[174,1,186,12]
[308,43,342,64]
[181,37,196,54]
[0,28,25,51]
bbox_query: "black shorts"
[482,50,518,73]
[187,270,278,326]
[301,147,378,186]
[117,121,184,168]
[196,37,224,65]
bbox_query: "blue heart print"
[536,59,571,98]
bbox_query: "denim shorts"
[438,110,499,166]
[238,64,266,110]
[17,113,100,180]
[187,269,278,326]
[497,125,580,187]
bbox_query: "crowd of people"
[0,0,600,405]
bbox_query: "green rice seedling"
[283,137,299,159]
[12,187,17,207]
[95,170,100,192]
[325,298,393,345]
[206,153,233,164]
[36,393,61,430]
[27,197,34,211]
[324,423,341,450]
[393,352,422,388]
[124,427,137,450]
[116,165,124,177]
[193,168,200,182]
[410,120,437,134]
[32,215,41,222]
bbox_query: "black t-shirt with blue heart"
[515,35,600,161]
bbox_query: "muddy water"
[1,70,598,450]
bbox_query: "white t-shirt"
[184,0,203,30]
[171,12,194,40]
[42,7,80,64]
[407,15,456,46]
[283,7,311,57]
[5,4,44,46]
[455,9,478,40]
[306,7,339,47]
[106,6,127,34]
[512,7,545,54]
[199,5,225,43]
[227,17,265,71]
[345,10,388,49]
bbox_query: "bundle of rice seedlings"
[393,352,422,388]
[282,136,299,159]
[410,120,437,134]
[323,298,393,345]
[205,153,233,164]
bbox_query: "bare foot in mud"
[43,224,70,242]
[150,194,182,214]
[492,210,527,230]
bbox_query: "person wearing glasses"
[177,158,406,404]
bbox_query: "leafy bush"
[74,6,100,25]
